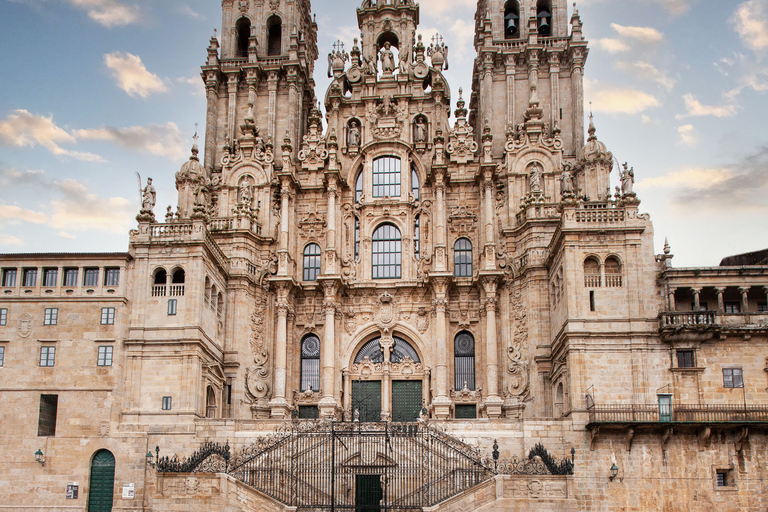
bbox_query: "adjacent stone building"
[1,1,767,511]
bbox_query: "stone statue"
[239,180,253,205]
[380,42,395,73]
[141,178,156,212]
[414,117,427,142]
[398,47,410,74]
[560,170,574,195]
[363,55,377,75]
[348,120,361,146]
[529,164,542,193]
[621,162,635,195]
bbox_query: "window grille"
[372,224,401,279]
[300,335,321,393]
[454,238,473,277]
[454,331,476,390]
[372,157,401,197]
[303,244,321,281]
[354,337,420,364]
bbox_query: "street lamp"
[609,463,619,481]
[35,449,45,466]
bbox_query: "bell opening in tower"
[504,0,520,39]
[268,16,282,56]
[537,0,552,36]
[376,31,399,51]
[236,17,251,58]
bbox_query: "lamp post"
[609,463,619,481]
[35,449,45,466]
[492,439,499,472]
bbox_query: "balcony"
[659,311,768,341]
[588,403,768,427]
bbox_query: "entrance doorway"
[355,474,383,511]
[352,380,382,422]
[391,381,422,422]
[88,450,115,512]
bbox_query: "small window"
[100,307,115,325]
[676,350,695,368]
[43,268,58,287]
[723,368,744,388]
[299,406,319,419]
[454,331,476,391]
[589,290,596,312]
[104,268,120,287]
[267,17,282,56]
[303,243,322,281]
[372,156,402,198]
[23,268,37,287]
[355,172,363,204]
[38,394,58,436]
[63,268,78,287]
[0,346,5,366]
[167,299,177,316]
[97,346,113,366]
[758,302,767,313]
[411,167,420,201]
[372,224,402,279]
[454,238,473,277]
[40,346,55,367]
[455,404,477,419]
[44,308,58,326]
[162,396,172,410]
[0,308,6,326]
[83,268,99,287]
[691,302,709,312]
[716,470,728,487]
[354,217,360,260]
[2,268,17,287]
[724,302,741,314]
[300,334,321,393]
[414,215,421,260]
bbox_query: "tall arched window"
[355,171,363,203]
[152,268,167,297]
[236,17,251,57]
[537,0,552,36]
[454,238,473,277]
[605,256,622,287]
[88,450,115,512]
[354,336,420,363]
[300,334,320,392]
[411,166,420,201]
[584,257,601,287]
[354,216,360,259]
[454,331,476,391]
[206,386,216,418]
[504,1,520,38]
[372,156,401,197]
[372,224,402,279]
[414,215,421,260]
[267,16,282,56]
[303,243,321,281]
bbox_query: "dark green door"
[88,450,115,512]
[392,380,422,422]
[352,380,382,422]
[355,474,382,511]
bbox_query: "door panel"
[352,380,382,422]
[88,450,115,512]
[355,474,382,511]
[392,380,422,422]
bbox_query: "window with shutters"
[723,368,743,388]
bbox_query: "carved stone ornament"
[376,291,398,330]
[298,107,329,171]
[505,287,530,402]
[298,211,327,240]
[446,89,477,165]
[448,206,478,235]
[293,389,319,405]
[246,295,272,401]
[416,306,429,333]
[17,313,32,338]
[451,383,482,403]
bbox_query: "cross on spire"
[431,33,443,46]
[333,40,345,53]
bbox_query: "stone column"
[431,278,451,419]
[667,287,676,312]
[326,177,338,274]
[549,52,561,128]
[739,286,750,315]
[203,76,219,171]
[342,369,351,418]
[571,48,585,150]
[270,284,291,418]
[267,71,280,139]
[380,334,393,421]
[483,172,496,270]
[434,171,447,271]
[287,74,299,148]
[691,288,701,311]
[226,72,239,147]
[715,287,726,314]
[278,177,291,275]
[763,287,768,312]
[505,55,516,127]
[482,277,503,418]
[319,280,339,418]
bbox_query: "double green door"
[88,450,115,512]
[352,380,422,422]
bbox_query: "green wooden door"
[355,474,382,511]
[88,450,115,512]
[392,380,422,422]
[352,380,382,422]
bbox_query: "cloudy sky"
[1,0,767,266]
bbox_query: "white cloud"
[610,23,663,43]
[177,3,202,19]
[585,79,660,115]
[641,115,654,124]
[69,0,140,27]
[615,61,675,91]
[732,0,768,51]
[415,0,475,15]
[49,179,134,234]
[0,110,104,162]
[577,0,694,15]
[75,122,187,161]
[0,204,48,224]
[676,93,737,118]
[594,38,630,54]
[638,167,733,189]
[0,234,24,246]
[104,52,167,98]
[677,124,698,146]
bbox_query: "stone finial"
[664,238,671,255]
[454,88,468,119]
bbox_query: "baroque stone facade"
[1,0,767,511]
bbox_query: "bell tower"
[200,0,318,174]
[356,0,419,68]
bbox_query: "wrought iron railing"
[588,403,768,424]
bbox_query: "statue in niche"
[348,120,361,147]
[414,117,427,143]
[380,42,395,73]
[398,47,410,74]
[238,179,253,206]
[141,178,156,212]
[621,162,635,195]
[529,163,542,193]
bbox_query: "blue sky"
[1,0,767,266]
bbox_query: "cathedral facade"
[1,1,768,511]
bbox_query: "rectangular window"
[83,268,99,287]
[676,350,695,368]
[100,307,115,325]
[43,308,58,326]
[723,368,744,388]
[104,268,120,287]
[63,268,78,287]
[724,302,741,314]
[162,396,172,410]
[691,302,708,311]
[589,290,596,312]
[2,269,17,287]
[716,471,728,487]
[758,302,767,313]
[298,405,319,419]
[43,268,58,287]
[0,308,6,326]
[23,268,37,287]
[39,346,55,367]
[167,299,177,316]
[0,346,4,366]
[38,394,58,436]
[97,346,113,366]
[455,404,477,419]
[372,156,402,197]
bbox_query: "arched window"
[537,0,552,36]
[355,171,363,203]
[211,284,218,311]
[300,334,320,392]
[372,224,402,279]
[372,156,401,197]
[605,256,622,287]
[171,269,185,284]
[153,269,167,285]
[152,269,167,297]
[354,216,360,260]
[217,292,224,317]
[414,215,420,260]
[88,450,115,512]
[236,17,251,57]
[170,268,185,297]
[454,331,476,391]
[303,243,321,281]
[206,386,216,418]
[504,1,520,38]
[354,336,420,364]
[584,257,601,287]
[204,276,211,306]
[555,382,564,416]
[454,238,473,277]
[411,166,420,201]
[267,16,282,56]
